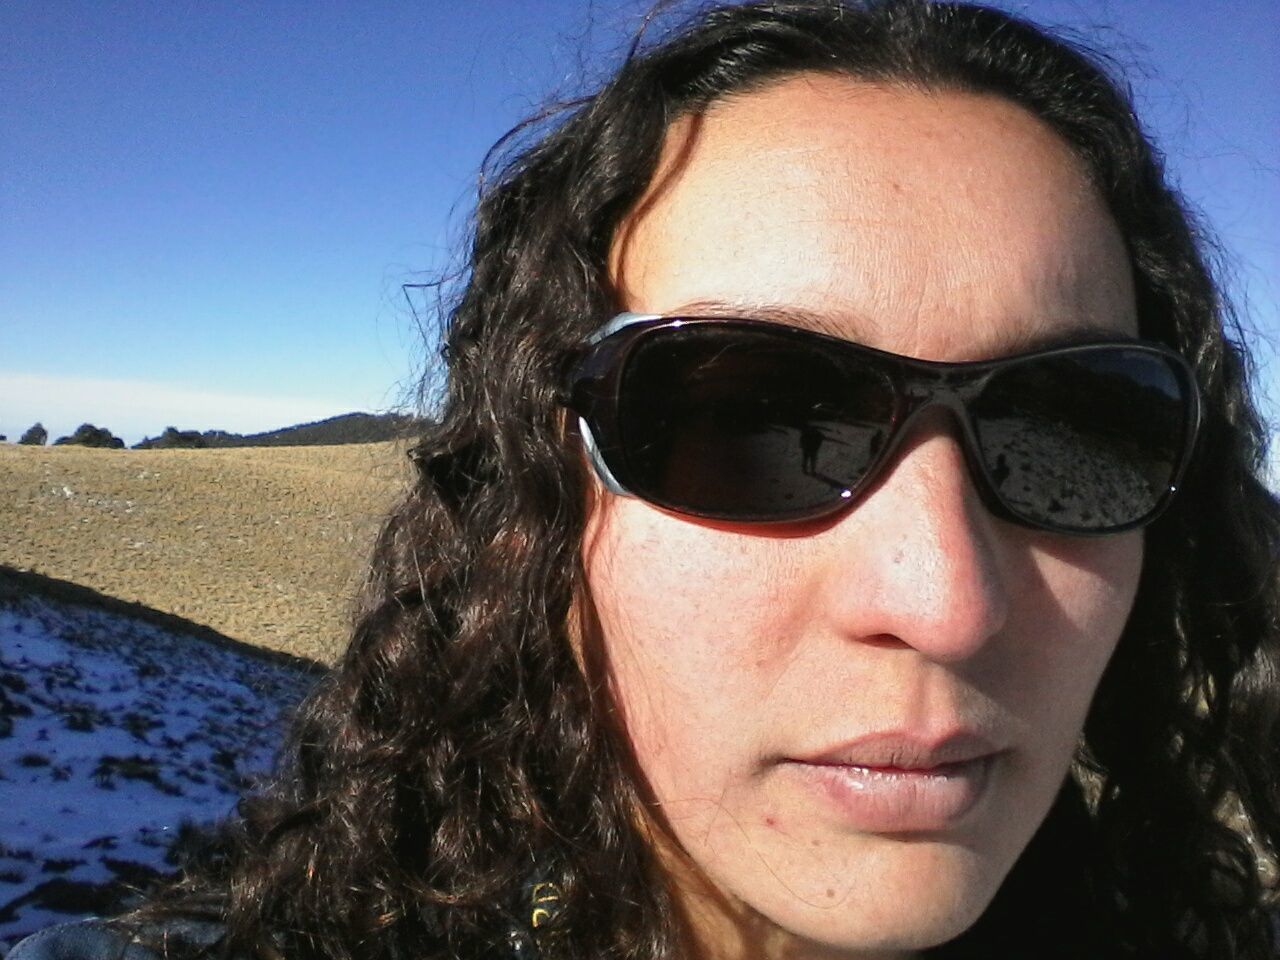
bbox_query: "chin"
[714,839,1005,954]
[791,893,989,953]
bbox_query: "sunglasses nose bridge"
[897,370,972,421]
[888,376,987,484]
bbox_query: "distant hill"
[135,412,424,449]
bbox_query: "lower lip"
[783,756,995,832]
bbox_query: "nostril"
[860,633,912,649]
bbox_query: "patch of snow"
[0,595,317,943]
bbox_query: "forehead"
[608,74,1137,360]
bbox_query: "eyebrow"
[666,298,1140,356]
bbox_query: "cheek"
[1009,533,1143,753]
[1048,532,1141,666]
[582,500,804,797]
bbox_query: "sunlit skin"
[580,76,1144,959]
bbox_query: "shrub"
[53,423,125,449]
[133,427,208,450]
[19,422,48,445]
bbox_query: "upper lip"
[789,730,1004,771]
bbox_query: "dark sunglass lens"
[971,347,1190,531]
[617,327,896,520]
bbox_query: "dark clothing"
[4,919,550,960]
[6,873,561,960]
[5,919,217,960]
[4,887,560,960]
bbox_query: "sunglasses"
[561,313,1201,535]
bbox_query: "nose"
[818,416,1012,663]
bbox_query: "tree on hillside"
[133,426,208,450]
[19,423,48,446]
[53,423,125,449]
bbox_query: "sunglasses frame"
[562,313,1202,535]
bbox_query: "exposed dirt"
[0,443,411,662]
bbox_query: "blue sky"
[2,1,1276,458]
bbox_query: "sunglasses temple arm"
[586,311,664,345]
[577,418,630,496]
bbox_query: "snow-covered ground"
[0,594,317,946]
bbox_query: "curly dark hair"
[131,2,1279,958]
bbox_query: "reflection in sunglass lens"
[970,348,1187,530]
[618,327,896,520]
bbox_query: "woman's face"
[583,75,1142,958]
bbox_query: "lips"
[797,730,1000,770]
[781,731,1005,832]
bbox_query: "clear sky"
[2,1,1276,462]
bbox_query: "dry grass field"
[0,442,412,662]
